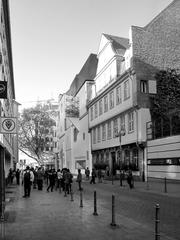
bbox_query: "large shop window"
[132,148,139,170]
[124,149,130,166]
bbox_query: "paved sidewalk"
[1,179,179,240]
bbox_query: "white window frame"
[116,85,122,105]
[90,107,93,121]
[128,112,134,132]
[113,118,118,138]
[102,123,106,141]
[99,99,103,115]
[97,126,101,142]
[104,95,108,112]
[95,103,98,118]
[124,79,130,100]
[109,90,114,109]
[107,121,112,139]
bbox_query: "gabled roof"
[66,53,98,96]
[144,0,178,30]
[103,33,129,54]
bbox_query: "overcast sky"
[9,0,172,108]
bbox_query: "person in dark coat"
[76,169,83,191]
[36,167,44,190]
[90,168,96,184]
[23,166,34,198]
[47,169,56,192]
[16,169,20,185]
[127,169,134,189]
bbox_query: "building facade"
[87,0,180,180]
[0,0,18,180]
[56,54,97,174]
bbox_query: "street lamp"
[116,128,126,186]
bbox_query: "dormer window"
[140,80,148,93]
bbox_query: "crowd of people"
[7,166,134,199]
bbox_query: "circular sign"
[0,84,6,94]
[2,118,16,132]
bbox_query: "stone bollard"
[110,194,116,227]
[80,190,83,208]
[155,204,160,240]
[93,190,98,216]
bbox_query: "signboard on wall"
[0,117,17,134]
[0,81,7,99]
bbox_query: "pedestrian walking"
[120,170,124,187]
[57,169,63,192]
[22,166,34,198]
[47,169,56,192]
[90,168,96,184]
[127,169,134,189]
[85,167,90,180]
[16,169,20,185]
[36,167,44,190]
[97,169,102,183]
[64,169,71,194]
[76,169,83,191]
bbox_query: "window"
[120,115,125,132]
[109,91,114,109]
[104,95,108,112]
[74,128,78,142]
[83,132,85,140]
[107,121,112,139]
[116,86,122,105]
[102,124,106,141]
[140,80,148,93]
[132,148,138,170]
[97,126,101,142]
[128,112,134,132]
[95,103,98,118]
[124,79,130,100]
[90,107,93,121]
[113,118,118,138]
[93,128,96,144]
[99,99,103,115]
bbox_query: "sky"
[9,0,172,109]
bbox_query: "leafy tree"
[150,68,180,118]
[18,103,56,165]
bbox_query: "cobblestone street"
[1,179,180,240]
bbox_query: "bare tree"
[18,103,56,166]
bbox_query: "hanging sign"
[0,81,7,99]
[0,117,17,134]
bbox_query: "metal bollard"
[155,204,160,240]
[70,190,74,202]
[80,190,83,208]
[93,190,98,216]
[110,194,116,227]
[164,177,167,193]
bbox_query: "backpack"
[24,171,31,182]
